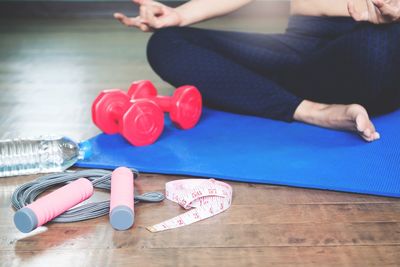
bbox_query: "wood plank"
[2,216,400,249]
[1,246,400,267]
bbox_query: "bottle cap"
[78,141,93,160]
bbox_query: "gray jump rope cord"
[11,169,165,223]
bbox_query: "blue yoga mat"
[76,108,400,197]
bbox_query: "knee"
[147,27,181,55]
[353,25,400,68]
[383,24,400,70]
[369,26,400,81]
[146,27,183,74]
[346,25,400,88]
[352,25,400,112]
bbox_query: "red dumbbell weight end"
[122,99,164,146]
[92,89,164,146]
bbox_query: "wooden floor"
[0,17,400,267]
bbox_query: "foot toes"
[364,128,372,138]
[361,129,380,142]
[355,114,367,132]
[353,108,379,142]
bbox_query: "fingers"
[114,12,142,27]
[140,4,163,27]
[139,3,175,29]
[347,0,368,21]
[114,12,152,32]
[115,0,175,31]
[366,0,381,23]
[371,0,399,19]
[154,9,179,28]
[132,0,152,5]
[139,24,152,32]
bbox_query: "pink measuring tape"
[147,179,232,232]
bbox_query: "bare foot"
[294,100,380,142]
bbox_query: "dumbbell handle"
[128,81,175,112]
[14,178,94,233]
[145,96,172,112]
[128,80,202,130]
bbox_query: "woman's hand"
[347,0,400,24]
[114,0,183,32]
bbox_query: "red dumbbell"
[92,89,164,146]
[127,80,202,130]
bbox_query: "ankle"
[293,100,328,123]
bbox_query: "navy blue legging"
[146,15,400,122]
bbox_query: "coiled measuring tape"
[147,179,232,232]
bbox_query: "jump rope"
[12,168,165,233]
[12,168,233,233]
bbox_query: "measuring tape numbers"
[147,179,233,232]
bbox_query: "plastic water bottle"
[0,136,92,177]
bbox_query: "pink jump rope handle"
[109,167,134,230]
[14,178,94,233]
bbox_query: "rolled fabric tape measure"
[147,179,232,232]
